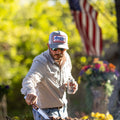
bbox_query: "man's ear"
[47,43,49,48]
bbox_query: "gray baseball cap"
[49,31,69,49]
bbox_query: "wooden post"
[91,87,109,114]
[0,95,7,120]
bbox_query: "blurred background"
[0,0,119,119]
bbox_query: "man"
[21,31,78,120]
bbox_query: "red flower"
[94,63,101,69]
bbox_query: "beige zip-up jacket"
[21,50,78,109]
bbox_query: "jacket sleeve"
[21,60,43,96]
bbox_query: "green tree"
[0,0,81,118]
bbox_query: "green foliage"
[0,0,82,117]
[0,85,9,101]
[85,86,93,113]
[91,0,117,43]
[105,81,114,97]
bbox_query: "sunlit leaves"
[92,0,117,42]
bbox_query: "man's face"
[48,44,66,61]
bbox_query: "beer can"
[67,79,74,94]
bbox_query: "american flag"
[68,0,102,56]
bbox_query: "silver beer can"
[67,79,74,94]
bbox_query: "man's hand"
[66,81,78,94]
[71,82,78,94]
[25,94,37,105]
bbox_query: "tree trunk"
[0,95,7,120]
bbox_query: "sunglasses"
[51,48,65,51]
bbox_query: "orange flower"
[93,58,99,63]
[109,63,116,70]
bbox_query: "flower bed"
[78,58,119,96]
[77,58,120,113]
[7,112,114,120]
[49,112,113,120]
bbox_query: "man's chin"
[54,58,61,60]
[53,57,62,61]
[53,56,62,60]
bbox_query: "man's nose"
[55,49,61,54]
